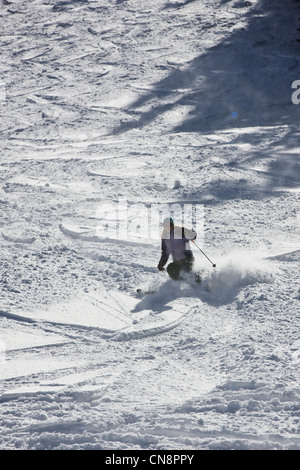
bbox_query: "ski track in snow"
[0,0,300,451]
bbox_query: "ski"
[136,288,156,295]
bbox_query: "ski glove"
[157,263,165,271]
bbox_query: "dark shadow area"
[266,248,300,262]
[112,0,300,136]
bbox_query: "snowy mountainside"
[0,0,300,450]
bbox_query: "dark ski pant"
[166,258,194,281]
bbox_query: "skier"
[157,217,199,281]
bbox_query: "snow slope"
[0,0,300,450]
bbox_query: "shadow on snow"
[113,0,299,136]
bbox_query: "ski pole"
[192,240,216,268]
